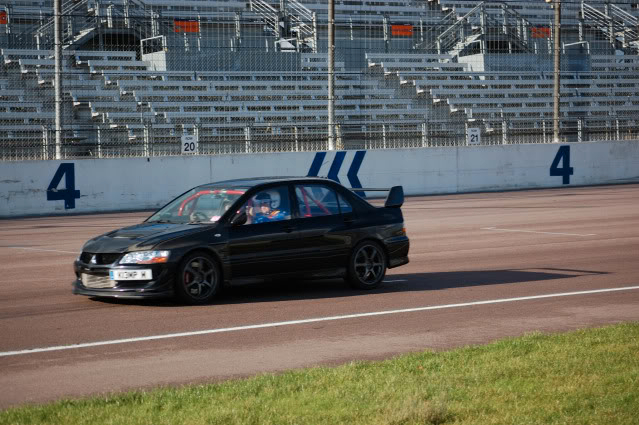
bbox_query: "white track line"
[5,246,78,254]
[481,227,596,237]
[2,286,638,358]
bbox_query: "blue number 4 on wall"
[550,146,574,185]
[47,163,81,209]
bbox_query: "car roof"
[200,176,336,189]
[197,176,374,210]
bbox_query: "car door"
[226,185,298,278]
[287,183,355,274]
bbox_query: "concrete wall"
[1,141,638,217]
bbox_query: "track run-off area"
[1,184,638,408]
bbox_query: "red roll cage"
[177,189,245,216]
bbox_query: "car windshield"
[147,187,246,224]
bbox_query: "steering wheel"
[190,211,209,222]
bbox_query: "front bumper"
[72,260,177,299]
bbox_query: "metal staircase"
[498,4,535,54]
[248,0,317,52]
[249,0,280,38]
[432,3,486,54]
[18,0,166,51]
[38,0,95,45]
[581,2,638,53]
[413,10,457,51]
[286,0,317,52]
[420,2,536,59]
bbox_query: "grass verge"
[2,322,638,425]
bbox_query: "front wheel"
[347,241,387,289]
[175,251,220,304]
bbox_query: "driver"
[252,190,288,223]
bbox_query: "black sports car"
[73,177,410,304]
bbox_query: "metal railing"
[287,0,316,42]
[582,2,639,51]
[435,2,486,55]
[2,116,638,161]
[249,0,280,38]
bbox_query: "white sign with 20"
[181,135,198,154]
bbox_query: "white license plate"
[109,269,153,281]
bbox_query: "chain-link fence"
[1,0,638,161]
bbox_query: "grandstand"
[1,0,638,160]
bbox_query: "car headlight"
[119,250,170,265]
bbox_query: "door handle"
[283,225,296,233]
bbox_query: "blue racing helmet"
[255,190,280,209]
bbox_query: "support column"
[480,5,487,54]
[327,0,335,150]
[551,0,562,143]
[312,12,318,53]
[235,12,241,50]
[54,0,63,159]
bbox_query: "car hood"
[82,222,214,253]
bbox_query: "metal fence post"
[327,0,335,150]
[144,123,150,157]
[578,118,583,143]
[382,124,387,149]
[502,118,508,145]
[245,126,252,153]
[421,122,427,148]
[551,0,562,143]
[54,0,63,159]
[616,117,620,141]
[97,126,103,158]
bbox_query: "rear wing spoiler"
[351,186,404,208]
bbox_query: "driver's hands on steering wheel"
[190,211,209,222]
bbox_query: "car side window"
[237,186,291,225]
[338,193,353,214]
[295,184,340,217]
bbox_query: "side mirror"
[230,212,247,226]
[384,186,404,208]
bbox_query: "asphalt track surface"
[1,184,638,409]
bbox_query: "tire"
[347,241,387,289]
[175,251,221,305]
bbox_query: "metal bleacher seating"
[59,52,431,151]
[365,50,639,143]
[0,50,53,153]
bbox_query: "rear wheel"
[175,251,220,304]
[347,241,387,289]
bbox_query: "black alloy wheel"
[175,251,220,304]
[348,241,387,289]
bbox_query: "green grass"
[2,323,639,425]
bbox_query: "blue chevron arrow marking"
[307,152,326,177]
[307,150,367,197]
[347,151,366,198]
[327,151,346,183]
